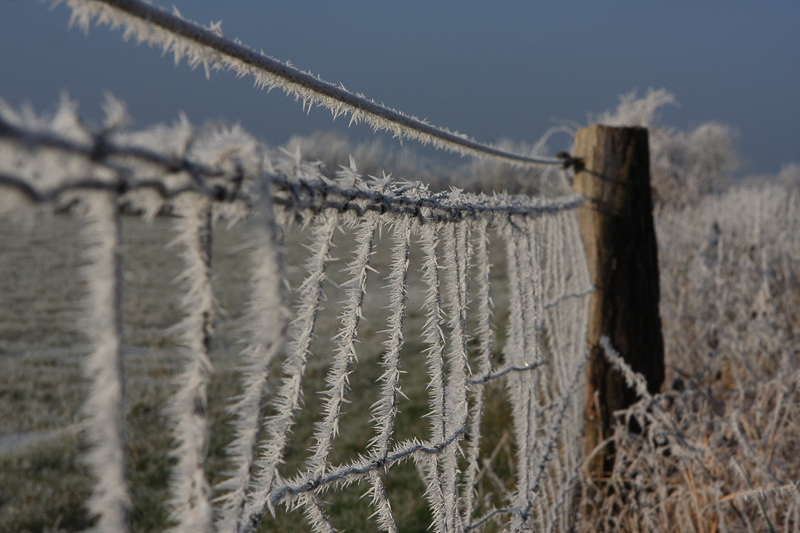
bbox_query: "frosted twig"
[599,336,650,400]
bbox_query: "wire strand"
[58,0,565,168]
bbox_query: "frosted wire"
[165,198,215,532]
[54,0,562,168]
[79,193,131,533]
[243,210,339,530]
[460,219,493,525]
[439,220,472,532]
[216,182,288,532]
[418,219,450,532]
[366,214,412,533]
[1,99,593,533]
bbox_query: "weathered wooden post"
[572,125,665,479]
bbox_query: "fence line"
[0,106,582,220]
[55,0,564,168]
[1,98,593,532]
[7,3,592,531]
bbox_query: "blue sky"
[1,1,798,177]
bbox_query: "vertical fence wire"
[500,219,532,530]
[441,220,472,533]
[79,192,131,533]
[216,183,289,533]
[244,208,339,530]
[366,214,413,533]
[524,215,548,531]
[308,211,379,476]
[417,217,450,532]
[165,197,215,533]
[460,218,493,526]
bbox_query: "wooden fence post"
[572,125,665,480]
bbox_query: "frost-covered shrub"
[595,88,739,208]
[777,162,800,189]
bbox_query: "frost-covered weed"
[579,185,800,532]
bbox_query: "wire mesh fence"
[1,99,592,532]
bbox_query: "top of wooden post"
[573,125,650,217]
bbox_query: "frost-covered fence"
[0,0,598,530]
[0,100,592,532]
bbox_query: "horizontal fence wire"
[1,98,593,532]
[0,106,583,221]
[54,0,564,168]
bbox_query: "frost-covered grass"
[579,184,800,531]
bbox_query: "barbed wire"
[0,111,583,222]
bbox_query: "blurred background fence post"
[572,125,665,480]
